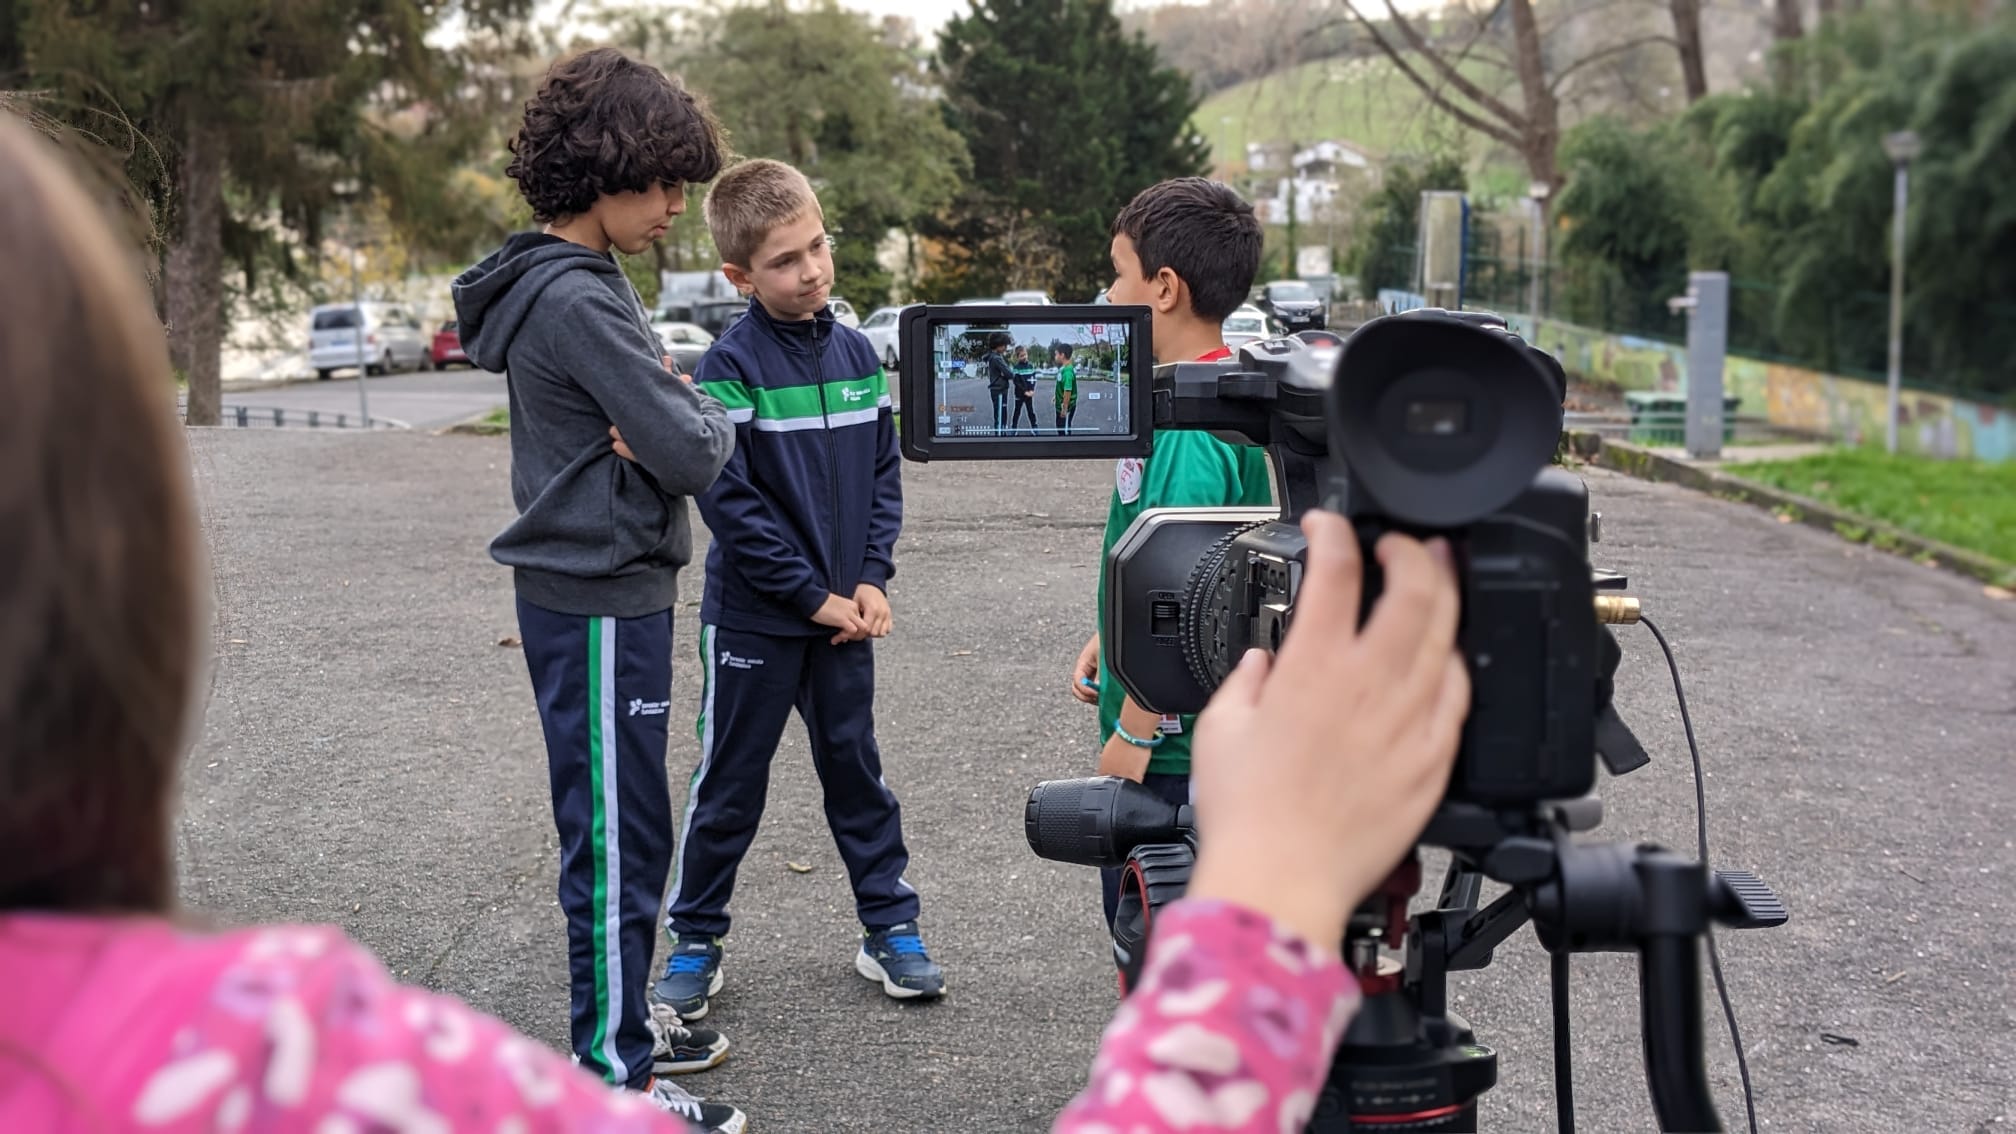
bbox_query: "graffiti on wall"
[1500,315,2012,462]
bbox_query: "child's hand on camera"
[1184,510,1468,951]
[853,584,893,638]
[813,592,871,645]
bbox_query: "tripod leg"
[1553,950,1575,1134]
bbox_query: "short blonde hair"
[704,158,821,267]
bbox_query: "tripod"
[1310,801,1787,1132]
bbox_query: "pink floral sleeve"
[111,924,691,1133]
[1052,899,1358,1134]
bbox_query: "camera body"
[900,303,1595,810]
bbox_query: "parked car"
[692,298,750,339]
[860,305,905,367]
[666,343,711,379]
[431,320,470,369]
[828,296,861,328]
[309,302,431,379]
[654,320,715,354]
[1254,279,1327,331]
[956,296,1002,305]
[1001,289,1052,305]
[1221,306,1284,353]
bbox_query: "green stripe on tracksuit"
[515,596,676,1090]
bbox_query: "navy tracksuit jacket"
[664,300,919,939]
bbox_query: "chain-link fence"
[1367,239,2016,405]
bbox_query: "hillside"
[1197,52,1503,167]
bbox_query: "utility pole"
[1881,130,1920,454]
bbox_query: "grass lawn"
[1197,54,1501,165]
[1727,448,2016,566]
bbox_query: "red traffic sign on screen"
[1090,324,1105,335]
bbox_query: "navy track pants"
[664,625,919,939]
[516,597,674,1091]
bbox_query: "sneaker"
[855,920,945,1000]
[642,1077,747,1133]
[655,935,724,1020]
[648,1002,730,1075]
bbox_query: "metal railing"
[176,401,407,430]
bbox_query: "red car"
[432,320,471,369]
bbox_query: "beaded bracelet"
[1114,721,1165,749]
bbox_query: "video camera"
[895,303,1785,1132]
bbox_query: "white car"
[654,320,714,353]
[860,305,905,368]
[1221,307,1283,353]
[1002,289,1052,305]
[828,297,861,328]
[308,302,431,379]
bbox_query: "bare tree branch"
[1339,0,1526,149]
[1547,33,1678,92]
[1370,0,1529,133]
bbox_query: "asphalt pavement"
[220,367,507,430]
[180,429,2015,1133]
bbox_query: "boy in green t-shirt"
[1052,345,1078,433]
[1066,177,1274,930]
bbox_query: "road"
[180,429,2015,1133]
[931,372,1126,436]
[222,367,507,430]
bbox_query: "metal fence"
[175,402,401,430]
[1365,238,2016,404]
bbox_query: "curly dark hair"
[506,47,726,224]
[1112,178,1262,323]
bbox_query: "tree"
[931,0,1210,302]
[674,0,969,306]
[1670,0,1710,103]
[9,0,531,425]
[1350,154,1467,296]
[1338,0,1681,193]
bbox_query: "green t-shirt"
[1055,363,1077,407]
[1095,430,1274,776]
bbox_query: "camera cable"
[1641,615,1761,1134]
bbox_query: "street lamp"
[1881,129,1920,454]
[1526,180,1552,328]
[331,177,374,430]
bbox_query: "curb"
[1564,431,2016,588]
[437,409,508,437]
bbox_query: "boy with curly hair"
[452,47,743,1131]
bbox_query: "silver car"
[308,302,431,379]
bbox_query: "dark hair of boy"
[988,332,1011,351]
[506,47,725,224]
[1110,176,1263,323]
[1055,344,1073,359]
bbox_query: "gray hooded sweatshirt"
[452,233,734,618]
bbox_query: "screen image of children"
[1010,345,1039,433]
[929,323,1130,438]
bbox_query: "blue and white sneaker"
[855,920,945,1000]
[655,935,725,1020]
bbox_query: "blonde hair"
[0,112,204,915]
[703,158,821,268]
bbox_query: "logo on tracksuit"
[628,698,671,717]
[719,650,765,671]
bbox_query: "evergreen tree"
[931,0,1209,302]
[9,0,530,424]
